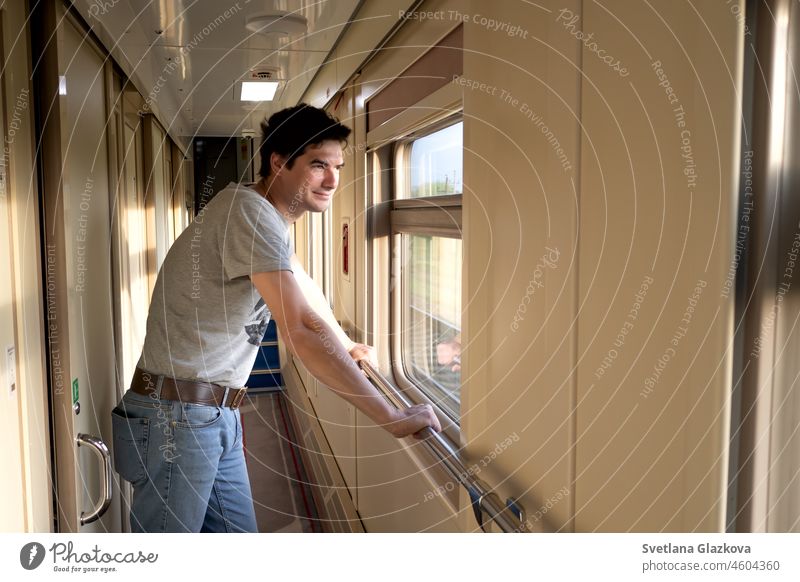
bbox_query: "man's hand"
[349,343,377,365]
[347,343,440,438]
[385,403,442,439]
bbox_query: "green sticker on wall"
[72,378,79,404]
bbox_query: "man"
[111,104,441,533]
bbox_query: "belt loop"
[155,374,165,400]
[221,386,230,408]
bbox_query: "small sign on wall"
[341,219,350,280]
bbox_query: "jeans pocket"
[111,406,150,486]
[175,403,223,430]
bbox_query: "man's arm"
[290,254,376,364]
[289,254,354,351]
[250,270,441,438]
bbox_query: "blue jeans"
[111,389,258,533]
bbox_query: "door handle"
[76,433,112,526]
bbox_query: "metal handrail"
[359,359,526,533]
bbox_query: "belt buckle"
[229,388,247,409]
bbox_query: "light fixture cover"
[241,81,279,102]
[245,12,307,36]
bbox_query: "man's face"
[273,140,344,214]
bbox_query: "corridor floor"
[240,392,320,533]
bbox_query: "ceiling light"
[245,12,307,36]
[241,81,279,101]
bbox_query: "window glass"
[407,122,463,198]
[402,234,462,419]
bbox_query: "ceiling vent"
[249,67,281,81]
[245,12,308,36]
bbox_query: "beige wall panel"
[355,0,466,104]
[117,117,149,388]
[330,86,357,335]
[0,115,25,531]
[40,1,77,531]
[461,0,581,532]
[575,1,741,531]
[766,244,800,530]
[301,1,418,106]
[288,359,358,505]
[334,0,417,89]
[149,120,170,266]
[309,211,324,285]
[328,88,365,502]
[290,220,314,393]
[300,49,339,110]
[171,144,190,235]
[1,0,51,531]
[313,381,357,494]
[58,16,121,532]
[356,410,463,532]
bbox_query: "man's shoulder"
[231,184,288,226]
[212,182,261,205]
[203,183,270,218]
[204,184,288,240]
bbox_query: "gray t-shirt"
[138,182,293,387]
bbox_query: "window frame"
[387,116,464,427]
[396,234,463,422]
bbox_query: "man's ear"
[270,152,287,177]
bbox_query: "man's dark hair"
[258,103,351,179]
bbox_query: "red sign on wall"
[342,222,349,275]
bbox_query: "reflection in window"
[408,122,462,198]
[402,234,462,419]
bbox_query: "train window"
[402,235,462,419]
[406,122,462,198]
[387,119,463,423]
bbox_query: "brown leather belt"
[130,367,248,409]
